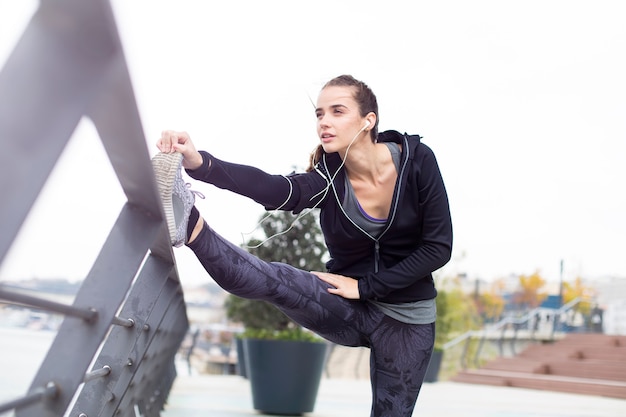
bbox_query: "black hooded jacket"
[186,130,453,304]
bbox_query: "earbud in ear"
[364,120,371,129]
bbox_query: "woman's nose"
[318,115,330,128]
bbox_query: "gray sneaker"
[151,152,204,247]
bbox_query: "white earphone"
[364,120,371,129]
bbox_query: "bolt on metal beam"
[111,316,135,328]
[84,365,112,383]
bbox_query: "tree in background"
[432,274,482,380]
[563,276,596,316]
[476,279,506,322]
[242,210,327,269]
[512,271,548,310]
[434,275,481,350]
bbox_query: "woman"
[152,74,453,416]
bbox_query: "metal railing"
[444,297,590,370]
[0,1,189,416]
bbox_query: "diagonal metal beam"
[85,46,175,262]
[15,204,161,417]
[69,254,178,417]
[1,1,189,415]
[0,0,121,263]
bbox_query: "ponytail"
[306,144,324,172]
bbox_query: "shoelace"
[186,183,206,200]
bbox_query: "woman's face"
[315,86,366,154]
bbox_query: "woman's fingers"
[155,130,203,170]
[310,271,360,299]
[158,130,189,153]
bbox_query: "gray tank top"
[343,142,436,325]
[342,142,401,237]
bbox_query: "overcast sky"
[1,0,625,288]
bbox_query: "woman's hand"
[157,130,203,170]
[311,271,360,300]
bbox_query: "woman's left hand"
[311,271,360,299]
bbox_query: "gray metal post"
[0,0,191,416]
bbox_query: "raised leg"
[187,220,382,347]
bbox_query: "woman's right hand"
[157,130,204,170]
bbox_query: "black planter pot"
[423,349,443,383]
[235,337,247,378]
[243,338,328,415]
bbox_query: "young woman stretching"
[151,74,453,416]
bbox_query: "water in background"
[0,326,56,415]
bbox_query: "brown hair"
[306,75,379,171]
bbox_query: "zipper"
[323,134,410,274]
[374,240,380,273]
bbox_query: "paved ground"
[3,328,624,416]
[162,369,626,417]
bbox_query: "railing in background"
[444,297,591,370]
[0,1,189,416]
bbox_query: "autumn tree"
[512,271,548,310]
[476,279,506,321]
[563,276,596,316]
[433,275,481,349]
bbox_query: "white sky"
[1,0,625,287]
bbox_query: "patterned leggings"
[188,221,435,417]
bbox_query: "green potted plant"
[224,210,329,415]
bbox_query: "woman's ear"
[365,113,377,131]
